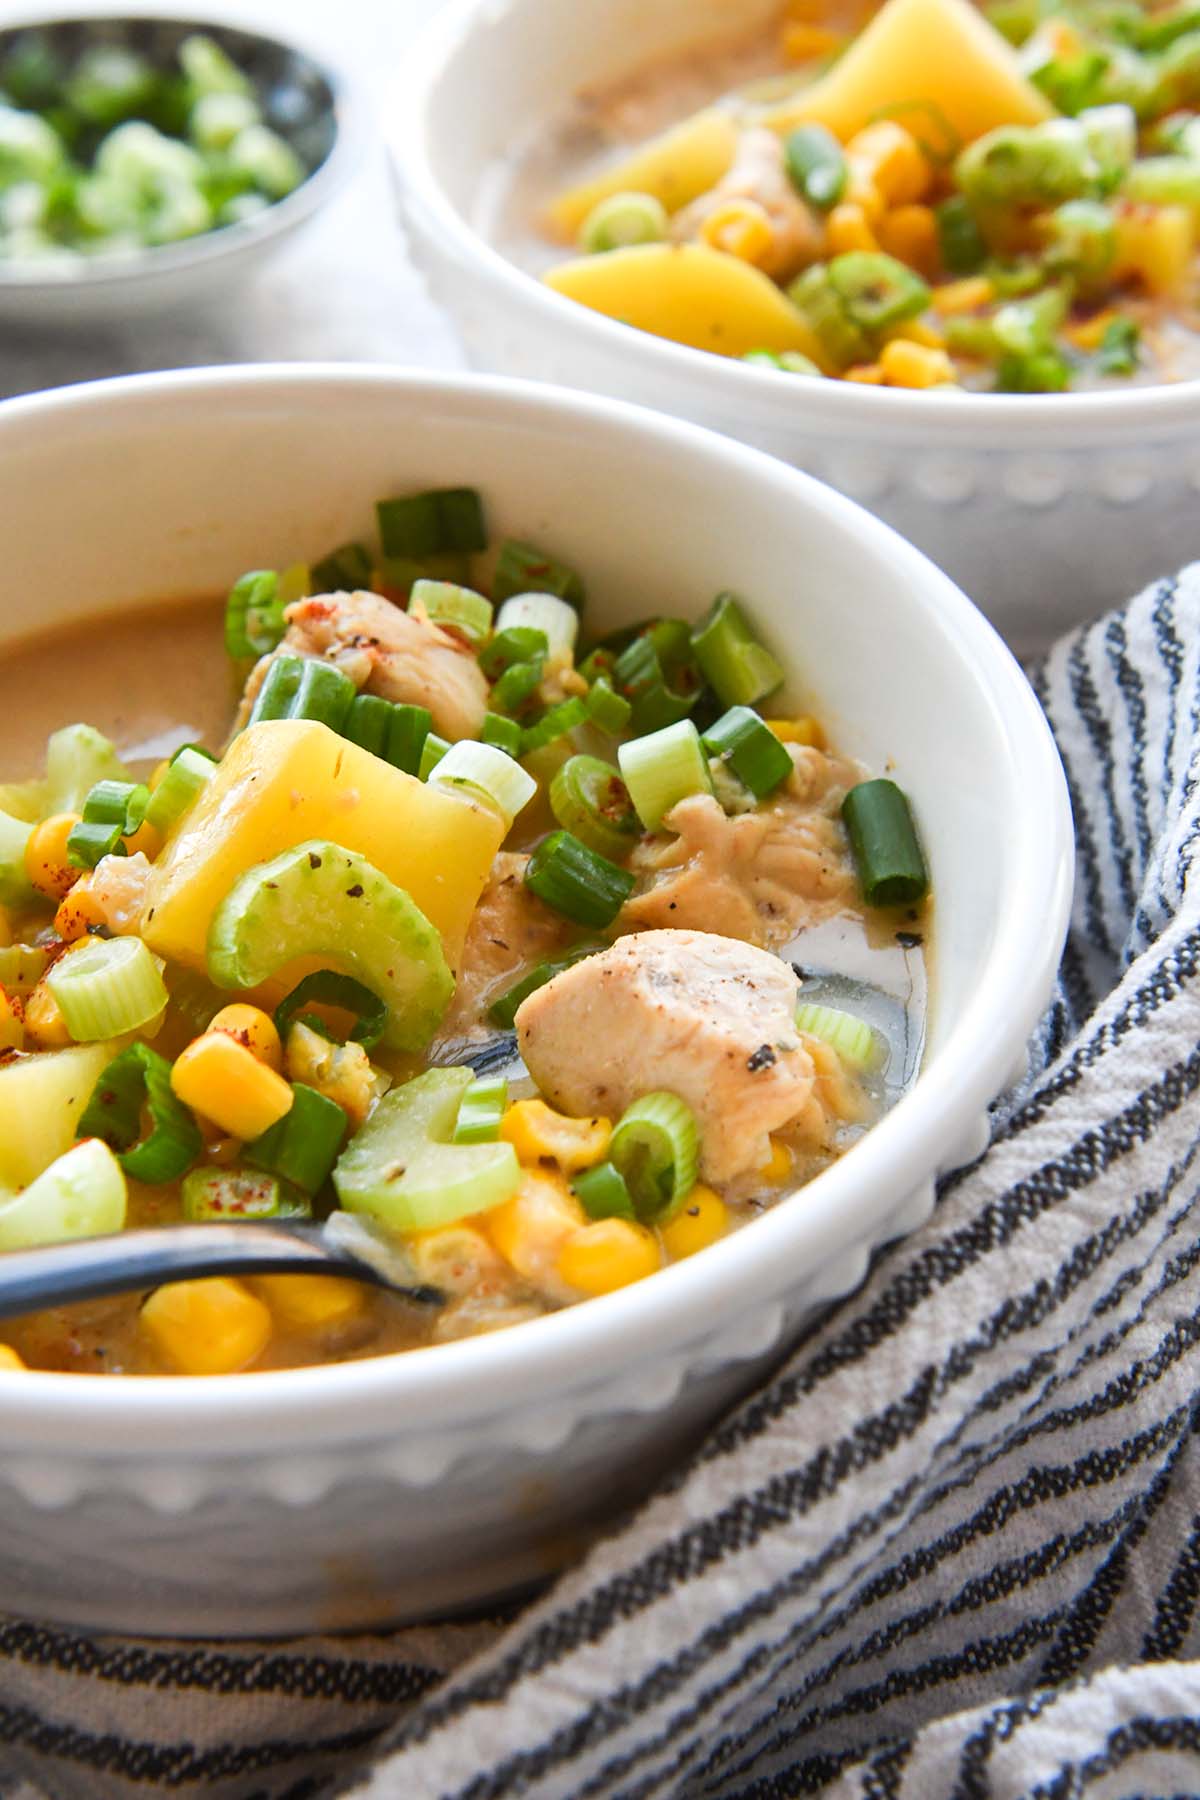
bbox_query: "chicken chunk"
[238,590,489,742]
[671,126,825,281]
[516,928,826,1183]
[623,747,860,948]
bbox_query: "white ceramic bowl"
[0,364,1071,1637]
[0,11,363,330]
[390,0,1200,660]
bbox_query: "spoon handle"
[0,1222,384,1322]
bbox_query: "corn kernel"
[209,1003,283,1072]
[845,122,931,206]
[827,203,879,256]
[1064,308,1120,351]
[765,716,826,748]
[53,874,108,943]
[843,172,886,225]
[558,1219,662,1295]
[758,1137,795,1185]
[485,1167,585,1288]
[661,1185,730,1261]
[24,813,82,902]
[0,989,24,1053]
[845,362,886,383]
[885,317,947,350]
[408,1223,504,1296]
[0,1344,26,1371]
[698,198,775,265]
[877,205,940,279]
[781,21,845,61]
[932,276,994,315]
[23,978,71,1048]
[171,1031,294,1141]
[500,1099,612,1173]
[880,337,957,388]
[141,1278,273,1374]
[123,820,163,861]
[253,1274,367,1328]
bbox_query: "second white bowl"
[389,0,1200,659]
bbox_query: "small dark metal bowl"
[0,11,363,325]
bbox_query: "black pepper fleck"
[346,884,364,898]
[747,1044,776,1073]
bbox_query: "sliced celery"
[0,1139,126,1251]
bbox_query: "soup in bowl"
[0,367,1069,1634]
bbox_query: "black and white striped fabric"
[6,567,1200,1800]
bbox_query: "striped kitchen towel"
[5,564,1200,1800]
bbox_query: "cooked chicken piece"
[671,126,825,281]
[237,590,489,741]
[623,747,860,948]
[516,928,827,1183]
[435,851,579,1043]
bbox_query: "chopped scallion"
[487,942,602,1029]
[549,755,640,861]
[419,732,450,779]
[520,696,588,754]
[523,830,635,927]
[143,746,214,833]
[67,778,150,868]
[495,592,579,661]
[701,705,794,800]
[572,1159,636,1221]
[585,675,633,734]
[410,578,493,646]
[47,935,168,1039]
[224,568,285,660]
[481,712,522,756]
[377,487,486,559]
[245,1082,347,1194]
[490,657,545,717]
[795,1002,882,1072]
[618,719,713,832]
[76,1042,202,1183]
[841,778,930,907]
[493,538,585,610]
[480,626,549,677]
[609,1091,699,1222]
[310,540,372,594]
[453,1075,509,1144]
[274,970,389,1050]
[247,654,356,732]
[429,739,538,826]
[690,594,784,710]
[783,124,848,210]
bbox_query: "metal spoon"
[0,1213,443,1323]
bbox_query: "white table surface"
[0,0,463,399]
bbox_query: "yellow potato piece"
[764,0,1053,149]
[141,720,506,977]
[546,109,739,241]
[544,242,827,361]
[1114,204,1195,297]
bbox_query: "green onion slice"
[613,632,703,735]
[523,830,635,928]
[143,746,215,833]
[841,778,930,908]
[795,1002,882,1072]
[495,592,578,662]
[690,594,784,710]
[274,970,389,1050]
[490,657,545,717]
[609,1091,699,1222]
[67,778,151,868]
[377,487,486,559]
[579,189,668,253]
[419,732,451,779]
[410,579,493,646]
[829,252,931,332]
[311,540,372,594]
[76,1042,202,1184]
[480,626,549,677]
[783,124,848,210]
[181,1167,311,1222]
[550,755,640,860]
[572,1159,636,1221]
[342,696,431,775]
[245,1083,347,1195]
[429,740,538,827]
[520,697,588,755]
[585,675,633,735]
[224,569,285,660]
[487,942,602,1029]
[47,936,169,1040]
[701,705,794,800]
[493,539,585,610]
[481,713,522,756]
[618,719,714,833]
[453,1075,509,1144]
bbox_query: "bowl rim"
[0,362,1072,1451]
[0,5,367,293]
[388,0,1200,438]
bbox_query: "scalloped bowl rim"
[0,363,1072,1454]
[388,0,1200,440]
[0,5,365,293]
